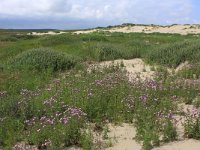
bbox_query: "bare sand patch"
[89,59,195,82]
[105,123,142,150]
[152,139,200,150]
[65,123,141,150]
[28,31,67,36]
[73,29,98,34]
[88,58,155,81]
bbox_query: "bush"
[10,48,77,71]
[0,34,36,42]
[91,43,142,61]
[95,44,123,61]
[184,109,200,139]
[146,40,200,67]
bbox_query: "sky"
[0,0,200,29]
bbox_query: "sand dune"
[28,31,66,36]
[74,25,200,35]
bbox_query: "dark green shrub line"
[146,40,200,67]
[9,48,78,72]
[1,32,199,65]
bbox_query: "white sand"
[105,123,200,150]
[73,29,98,34]
[89,58,155,81]
[74,25,200,35]
[106,123,142,150]
[28,31,67,36]
[89,59,194,82]
[153,139,200,150]
[28,25,200,35]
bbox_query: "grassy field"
[0,30,200,150]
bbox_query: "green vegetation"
[0,30,200,150]
[0,31,199,64]
[146,40,200,67]
[10,48,77,71]
[176,63,200,79]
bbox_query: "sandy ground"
[28,25,200,35]
[74,25,200,35]
[73,29,98,34]
[89,58,155,81]
[152,139,200,150]
[105,123,142,150]
[67,122,200,150]
[28,31,67,36]
[107,128,200,150]
[88,59,191,81]
[28,29,96,36]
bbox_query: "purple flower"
[140,95,148,103]
[61,117,69,124]
[67,107,87,117]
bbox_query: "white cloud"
[0,0,195,26]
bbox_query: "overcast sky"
[0,0,200,29]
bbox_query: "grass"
[0,30,200,150]
[176,63,200,79]
[0,31,198,63]
[146,40,200,67]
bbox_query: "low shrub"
[26,108,86,149]
[146,40,200,67]
[184,108,200,139]
[92,43,142,61]
[95,44,123,61]
[9,48,77,71]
